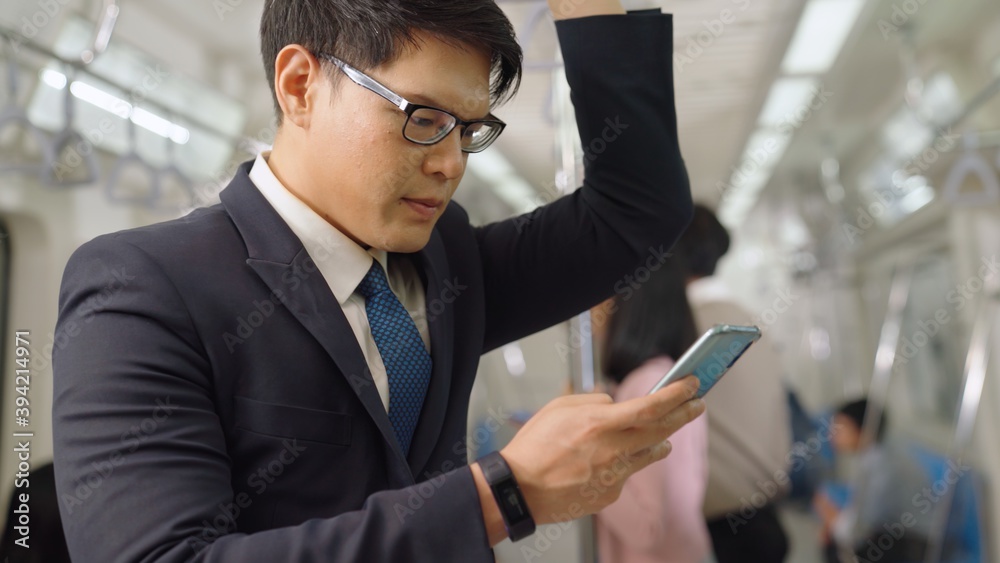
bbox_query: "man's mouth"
[402,197,443,219]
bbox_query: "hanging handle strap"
[80,0,120,64]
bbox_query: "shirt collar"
[248,151,388,305]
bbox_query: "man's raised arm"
[475,4,693,352]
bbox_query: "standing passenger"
[674,205,793,563]
[594,264,712,563]
[51,1,704,561]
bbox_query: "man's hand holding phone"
[475,374,704,543]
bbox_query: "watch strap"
[478,451,536,542]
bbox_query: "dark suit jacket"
[52,12,691,563]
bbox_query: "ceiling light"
[741,129,794,171]
[757,78,821,127]
[882,106,934,160]
[42,69,189,143]
[468,150,538,214]
[41,69,67,90]
[70,81,131,119]
[132,107,191,144]
[898,184,934,213]
[781,0,865,75]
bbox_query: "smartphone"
[647,324,761,398]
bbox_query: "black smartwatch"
[478,451,536,542]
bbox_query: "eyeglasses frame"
[315,53,506,154]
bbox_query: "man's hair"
[673,204,730,278]
[837,398,888,443]
[260,0,523,120]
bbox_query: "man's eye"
[411,117,435,128]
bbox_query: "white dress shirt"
[249,152,429,412]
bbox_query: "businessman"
[52,1,698,561]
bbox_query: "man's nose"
[422,128,466,181]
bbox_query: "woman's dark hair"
[673,204,730,278]
[601,264,699,384]
[260,0,523,119]
[837,398,888,443]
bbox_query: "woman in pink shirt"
[593,264,712,563]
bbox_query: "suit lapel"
[404,230,455,478]
[219,163,413,487]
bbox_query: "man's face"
[285,32,492,253]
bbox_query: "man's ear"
[273,45,324,129]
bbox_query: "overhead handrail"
[942,132,1000,206]
[518,2,563,71]
[80,0,120,65]
[44,64,100,186]
[151,115,196,212]
[923,296,997,563]
[0,35,55,178]
[105,108,158,205]
[0,26,247,150]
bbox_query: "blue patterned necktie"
[356,259,432,455]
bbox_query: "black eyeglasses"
[316,53,506,154]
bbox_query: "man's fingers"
[553,392,614,407]
[620,440,673,476]
[616,397,706,456]
[605,375,700,428]
[637,440,672,466]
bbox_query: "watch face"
[504,488,525,517]
[481,452,535,541]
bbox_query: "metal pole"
[551,45,597,563]
[859,264,914,449]
[846,264,914,548]
[923,297,997,563]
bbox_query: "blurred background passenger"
[673,204,792,563]
[592,263,711,563]
[814,399,933,563]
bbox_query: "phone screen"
[648,325,760,397]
